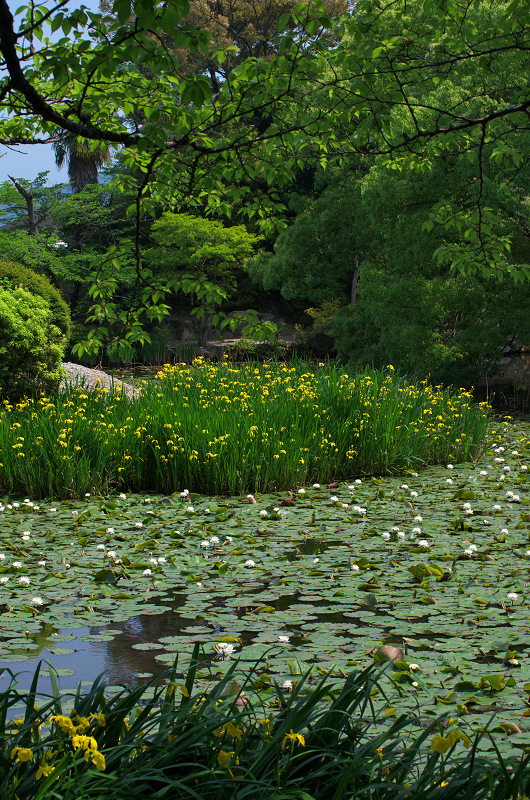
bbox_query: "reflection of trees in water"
[92,604,198,687]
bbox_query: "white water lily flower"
[341,503,349,508]
[214,643,235,660]
[18,576,30,585]
[464,548,474,556]
[494,457,505,463]
[493,504,502,510]
[106,528,115,534]
[409,663,419,670]
[480,470,488,476]
[313,557,320,563]
[397,531,406,539]
[469,544,477,551]
[382,532,391,540]
[210,536,220,544]
[38,560,46,566]
[282,680,293,690]
[245,559,255,568]
[97,544,106,551]
[352,506,367,514]
[411,681,419,688]
[512,451,519,456]
[411,472,419,478]
[503,466,511,472]
[509,658,520,666]
[495,447,505,453]
[143,569,152,576]
[330,496,339,502]
[418,540,429,548]
[31,597,43,605]
[298,488,306,495]
[144,497,151,503]
[400,484,409,490]
[446,478,454,484]
[107,551,117,558]
[225,536,233,543]
[526,551,530,557]
[0,576,8,584]
[0,554,5,560]
[313,483,321,489]
[259,510,268,517]
[446,464,454,470]
[149,558,158,565]
[511,495,520,502]
[410,491,418,498]
[72,510,78,516]
[120,493,127,500]
[49,508,56,512]
[351,564,360,571]
[158,557,166,564]
[135,522,143,528]
[179,489,189,497]
[501,528,509,534]
[521,465,528,471]
[279,636,290,643]
[21,533,30,541]
[414,515,423,523]
[412,527,422,535]
[187,506,195,513]
[200,540,210,548]
[507,592,518,601]
[12,561,22,568]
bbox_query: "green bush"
[0,284,66,401]
[0,258,71,341]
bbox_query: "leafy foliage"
[0,259,71,340]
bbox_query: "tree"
[146,212,262,346]
[0,173,67,235]
[2,0,530,354]
[52,133,112,193]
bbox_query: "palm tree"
[52,133,111,193]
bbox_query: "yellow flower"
[281,730,305,749]
[36,760,55,780]
[87,750,106,771]
[11,746,33,763]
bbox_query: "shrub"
[0,258,71,341]
[0,284,66,401]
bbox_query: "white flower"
[135,522,143,528]
[464,548,474,556]
[410,490,418,497]
[411,681,419,688]
[351,564,360,571]
[144,497,151,504]
[509,658,520,666]
[495,447,505,453]
[33,506,40,511]
[12,561,22,568]
[411,472,419,478]
[414,515,423,523]
[49,508,56,512]
[214,643,235,660]
[412,527,422,535]
[495,457,505,463]
[279,635,290,643]
[446,478,454,484]
[418,540,429,548]
[210,536,220,544]
[260,510,268,518]
[512,451,519,456]
[298,488,306,495]
[313,483,321,489]
[0,554,5,560]
[18,576,30,585]
[330,496,339,502]
[503,466,511,472]
[313,557,320,563]
[106,528,115,534]
[355,479,362,484]
[400,484,409,490]
[341,503,349,508]
[196,582,203,588]
[200,540,210,548]
[72,511,78,516]
[352,506,366,515]
[149,558,158,565]
[469,544,477,551]
[187,506,195,513]
[501,528,509,534]
[21,534,30,542]
[526,551,530,557]
[397,531,405,539]
[480,470,488,476]
[158,557,166,564]
[85,493,91,498]
[97,544,106,551]
[493,505,502,511]
[510,495,521,502]
[446,464,454,470]
[507,592,518,601]
[204,508,210,513]
[521,465,528,471]
[282,680,293,690]
[143,569,152,576]
[107,551,117,558]
[179,489,189,497]
[37,560,46,566]
[225,536,233,543]
[409,663,419,670]
[245,559,255,568]
[120,493,127,500]
[0,576,8,584]
[382,532,391,540]
[31,597,43,605]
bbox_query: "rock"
[374,645,404,663]
[60,363,140,399]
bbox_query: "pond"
[2,418,530,753]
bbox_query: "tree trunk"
[9,175,36,234]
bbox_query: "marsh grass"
[0,361,489,499]
[1,649,529,800]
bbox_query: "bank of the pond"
[0,362,488,498]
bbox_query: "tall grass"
[1,651,528,800]
[0,360,489,499]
